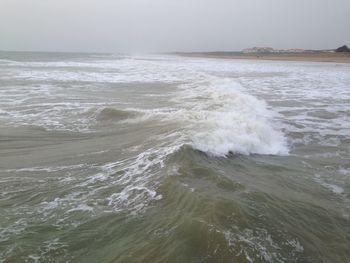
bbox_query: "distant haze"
[1,0,349,53]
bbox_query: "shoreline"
[175,52,350,63]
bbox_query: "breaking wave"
[180,78,289,156]
[128,76,289,157]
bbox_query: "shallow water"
[0,51,349,263]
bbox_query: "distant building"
[285,49,305,53]
[242,47,274,53]
[242,47,306,54]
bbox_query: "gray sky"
[1,0,349,52]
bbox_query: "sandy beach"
[176,51,350,63]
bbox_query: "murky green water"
[0,52,349,262]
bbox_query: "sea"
[0,51,349,263]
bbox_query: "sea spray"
[176,77,289,156]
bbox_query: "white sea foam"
[314,174,344,195]
[67,204,94,213]
[103,143,181,213]
[2,54,348,152]
[2,53,350,262]
[223,227,304,263]
[178,78,288,156]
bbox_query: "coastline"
[175,52,350,63]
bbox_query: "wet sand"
[176,51,350,63]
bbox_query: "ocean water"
[0,51,349,263]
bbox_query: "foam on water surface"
[0,54,290,157]
[1,53,350,262]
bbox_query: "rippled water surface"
[0,51,349,263]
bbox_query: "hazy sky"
[1,0,349,52]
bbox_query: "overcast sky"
[1,0,349,52]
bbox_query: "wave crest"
[177,78,288,156]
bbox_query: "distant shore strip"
[174,51,350,63]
